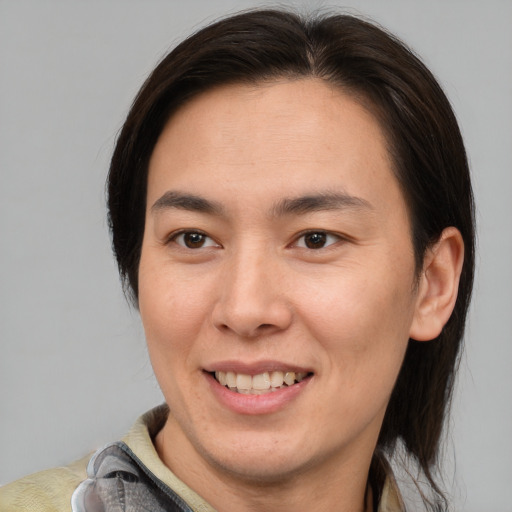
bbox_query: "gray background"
[1,0,511,510]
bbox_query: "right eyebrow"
[270,192,373,217]
[151,191,225,216]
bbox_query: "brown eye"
[173,231,218,249]
[296,231,340,250]
[304,232,327,249]
[183,232,206,248]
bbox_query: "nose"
[211,250,293,338]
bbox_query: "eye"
[295,231,341,249]
[171,231,219,249]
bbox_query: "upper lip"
[204,360,314,375]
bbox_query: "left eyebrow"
[270,192,373,217]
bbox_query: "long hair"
[107,9,475,509]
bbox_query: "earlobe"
[409,227,465,342]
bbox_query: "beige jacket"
[0,406,404,511]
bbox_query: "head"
[107,8,474,506]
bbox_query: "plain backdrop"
[1,0,511,510]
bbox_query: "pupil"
[306,232,326,249]
[185,233,204,248]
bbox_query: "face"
[139,79,421,485]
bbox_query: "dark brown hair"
[107,9,475,509]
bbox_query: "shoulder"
[0,454,90,512]
[0,406,168,512]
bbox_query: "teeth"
[296,372,307,382]
[270,371,284,387]
[236,373,252,390]
[284,372,295,386]
[217,371,227,386]
[226,371,236,388]
[250,389,268,395]
[214,370,309,394]
[252,372,270,390]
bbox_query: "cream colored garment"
[0,405,404,511]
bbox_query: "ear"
[409,227,465,342]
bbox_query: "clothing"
[0,405,405,511]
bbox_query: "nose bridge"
[213,240,291,337]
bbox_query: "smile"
[214,370,310,395]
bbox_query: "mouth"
[211,370,313,395]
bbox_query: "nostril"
[211,298,293,338]
[214,322,277,338]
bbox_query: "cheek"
[302,263,414,328]
[296,262,416,375]
[299,274,414,434]
[138,268,213,416]
[138,257,215,366]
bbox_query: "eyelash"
[293,231,343,250]
[167,230,220,249]
[167,229,345,252]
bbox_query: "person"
[0,8,474,512]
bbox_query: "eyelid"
[292,230,346,249]
[166,229,221,248]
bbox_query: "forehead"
[147,79,405,220]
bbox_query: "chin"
[195,432,321,485]
[208,453,312,485]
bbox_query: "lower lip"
[205,372,312,415]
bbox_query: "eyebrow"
[151,191,225,216]
[270,192,373,217]
[150,190,373,217]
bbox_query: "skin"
[138,79,463,512]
